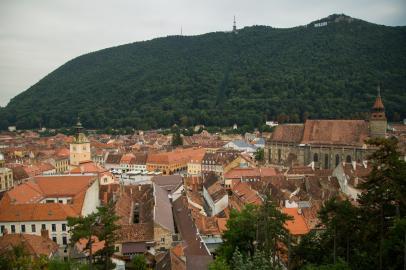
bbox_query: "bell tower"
[369,86,387,138]
[69,118,91,167]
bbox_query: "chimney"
[41,229,49,239]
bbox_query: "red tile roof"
[0,175,96,222]
[231,181,263,206]
[0,233,59,257]
[281,208,310,236]
[301,120,369,146]
[224,167,277,179]
[271,124,304,143]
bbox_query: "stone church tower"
[70,118,91,167]
[369,86,387,138]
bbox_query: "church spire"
[370,85,387,138]
[372,85,384,111]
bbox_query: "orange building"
[146,148,206,175]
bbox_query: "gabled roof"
[105,153,122,164]
[0,233,59,257]
[271,124,304,143]
[0,175,96,222]
[232,181,262,206]
[301,120,369,146]
[11,166,30,181]
[281,208,310,236]
[153,183,175,233]
[152,175,182,193]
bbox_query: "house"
[0,175,100,255]
[281,208,310,241]
[202,173,228,216]
[147,148,205,175]
[229,181,263,211]
[121,152,148,173]
[224,167,278,188]
[10,166,30,185]
[114,185,155,258]
[332,161,371,200]
[46,156,69,174]
[70,160,116,185]
[0,230,59,259]
[186,149,206,176]
[201,150,242,178]
[113,183,176,259]
[151,175,183,202]
[104,153,122,171]
[224,140,257,154]
[172,196,212,269]
[153,183,176,250]
[0,153,13,192]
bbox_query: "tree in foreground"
[131,254,148,270]
[68,202,120,270]
[214,198,291,269]
[293,137,406,270]
[68,212,99,269]
[94,201,120,270]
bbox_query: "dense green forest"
[1,14,405,130]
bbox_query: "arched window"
[346,155,352,163]
[335,154,340,167]
[324,154,329,169]
[313,153,319,162]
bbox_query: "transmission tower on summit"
[233,16,237,33]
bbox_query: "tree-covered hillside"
[1,14,405,130]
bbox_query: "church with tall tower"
[265,87,388,168]
[369,86,387,138]
[69,118,91,168]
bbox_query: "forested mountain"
[1,14,405,130]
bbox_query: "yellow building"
[70,119,91,168]
[0,153,13,192]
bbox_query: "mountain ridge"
[1,14,405,130]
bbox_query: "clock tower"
[70,118,91,167]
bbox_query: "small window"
[115,246,119,252]
[31,224,36,233]
[346,155,352,163]
[58,200,63,203]
[335,154,340,167]
[62,236,67,245]
[21,224,26,233]
[161,237,165,243]
[11,225,15,233]
[1,225,4,233]
[62,224,66,231]
[313,153,319,162]
[41,224,46,230]
[52,237,57,243]
[52,224,56,232]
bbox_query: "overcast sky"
[0,0,405,107]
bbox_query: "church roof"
[301,120,369,146]
[271,124,304,143]
[372,95,385,110]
